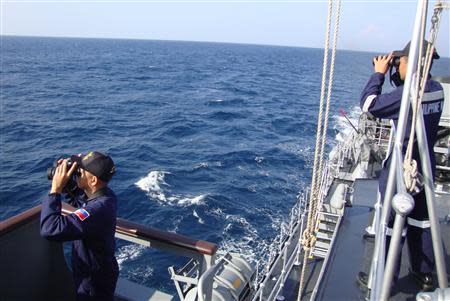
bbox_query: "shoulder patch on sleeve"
[74,208,90,221]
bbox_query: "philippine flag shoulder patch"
[74,208,90,221]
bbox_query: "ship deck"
[280,178,450,301]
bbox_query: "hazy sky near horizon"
[1,1,449,57]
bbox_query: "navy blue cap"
[393,40,440,59]
[71,151,116,182]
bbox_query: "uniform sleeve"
[40,193,88,241]
[360,73,404,120]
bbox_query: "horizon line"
[2,34,450,60]
[0,33,381,54]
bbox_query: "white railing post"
[370,0,429,299]
[416,108,448,288]
[380,148,414,300]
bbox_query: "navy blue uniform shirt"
[360,72,444,175]
[40,187,119,300]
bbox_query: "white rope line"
[317,0,341,201]
[403,0,426,193]
[297,0,341,299]
[403,1,444,193]
[296,0,332,297]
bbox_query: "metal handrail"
[249,193,307,301]
[369,128,411,300]
[416,104,448,288]
[379,144,410,300]
[370,1,448,299]
[250,131,354,301]
[197,263,220,301]
[369,0,427,298]
[251,216,304,301]
[367,120,396,291]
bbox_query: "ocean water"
[1,36,449,294]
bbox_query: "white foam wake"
[135,171,169,202]
[206,208,267,264]
[116,244,146,268]
[116,244,154,279]
[135,170,207,206]
[178,195,206,206]
[193,209,205,224]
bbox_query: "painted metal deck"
[316,179,450,301]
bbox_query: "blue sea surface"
[1,36,449,294]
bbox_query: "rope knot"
[403,159,419,193]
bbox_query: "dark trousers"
[378,168,435,280]
[74,271,118,301]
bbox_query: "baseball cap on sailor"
[392,40,440,59]
[71,151,116,182]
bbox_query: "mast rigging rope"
[297,0,341,299]
[403,1,445,193]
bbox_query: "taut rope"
[403,1,445,193]
[297,0,341,299]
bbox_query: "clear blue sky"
[1,1,449,57]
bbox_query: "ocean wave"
[205,207,276,265]
[218,214,261,262]
[135,170,169,203]
[216,150,259,166]
[135,171,207,206]
[206,97,246,106]
[178,195,206,206]
[278,142,311,158]
[193,161,224,170]
[126,265,154,280]
[206,111,246,121]
[193,209,205,224]
[116,244,146,268]
[161,124,199,138]
[194,162,209,169]
[255,156,264,163]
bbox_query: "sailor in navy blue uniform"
[359,41,444,291]
[40,151,119,301]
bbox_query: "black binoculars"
[372,56,401,67]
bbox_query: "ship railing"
[0,203,218,300]
[250,193,308,301]
[372,123,392,148]
[197,262,220,301]
[169,259,200,300]
[370,120,447,299]
[62,202,218,299]
[368,2,448,298]
[360,114,392,149]
[244,113,391,301]
[313,128,356,222]
[328,128,358,175]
